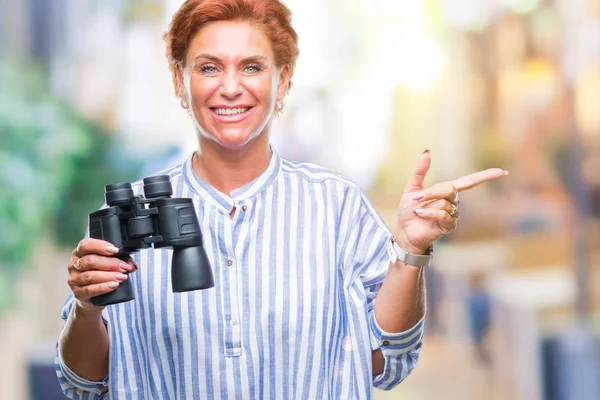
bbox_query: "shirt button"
[382,340,390,346]
[241,205,248,211]
[230,319,237,326]
[226,259,233,267]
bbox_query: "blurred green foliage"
[0,61,140,314]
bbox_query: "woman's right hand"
[67,238,138,312]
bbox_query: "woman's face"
[180,20,289,149]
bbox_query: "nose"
[219,71,243,99]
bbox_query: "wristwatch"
[387,237,433,268]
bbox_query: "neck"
[192,133,272,196]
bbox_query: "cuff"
[369,312,425,356]
[56,348,108,394]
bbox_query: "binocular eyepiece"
[88,175,214,306]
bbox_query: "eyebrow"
[194,54,268,64]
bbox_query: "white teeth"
[214,107,249,116]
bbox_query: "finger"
[422,199,456,215]
[127,257,139,271]
[413,208,458,233]
[69,271,128,288]
[451,168,508,192]
[453,191,460,206]
[73,238,120,258]
[69,254,134,273]
[73,281,121,301]
[404,150,431,192]
[412,182,457,202]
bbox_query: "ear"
[276,65,291,102]
[175,65,187,100]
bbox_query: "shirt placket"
[223,206,242,357]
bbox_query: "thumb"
[404,150,431,193]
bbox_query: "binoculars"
[88,175,214,306]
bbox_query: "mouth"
[211,106,252,116]
[208,106,253,123]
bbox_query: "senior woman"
[55,0,507,398]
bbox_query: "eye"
[243,64,263,74]
[198,64,219,75]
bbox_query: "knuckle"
[81,254,95,270]
[82,286,94,299]
[81,272,93,285]
[79,255,89,270]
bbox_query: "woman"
[55,0,507,398]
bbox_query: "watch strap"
[387,237,433,268]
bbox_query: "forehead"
[187,20,274,63]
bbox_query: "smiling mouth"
[211,107,252,116]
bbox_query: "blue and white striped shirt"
[56,149,424,399]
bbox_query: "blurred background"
[0,0,599,399]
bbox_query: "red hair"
[164,0,299,101]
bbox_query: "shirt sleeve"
[340,187,425,390]
[55,294,109,399]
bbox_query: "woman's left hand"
[393,150,508,255]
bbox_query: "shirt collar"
[183,146,282,213]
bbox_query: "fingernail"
[504,170,509,176]
[128,257,139,270]
[412,193,425,201]
[108,282,119,288]
[106,245,119,254]
[119,262,133,271]
[115,273,128,281]
[414,208,425,215]
[422,149,430,154]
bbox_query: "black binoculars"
[88,175,214,306]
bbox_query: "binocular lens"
[105,182,134,206]
[143,175,173,199]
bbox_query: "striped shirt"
[55,149,424,399]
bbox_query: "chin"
[201,128,263,149]
[192,111,270,150]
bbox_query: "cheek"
[188,78,217,106]
[246,78,276,106]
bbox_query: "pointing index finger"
[451,168,508,192]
